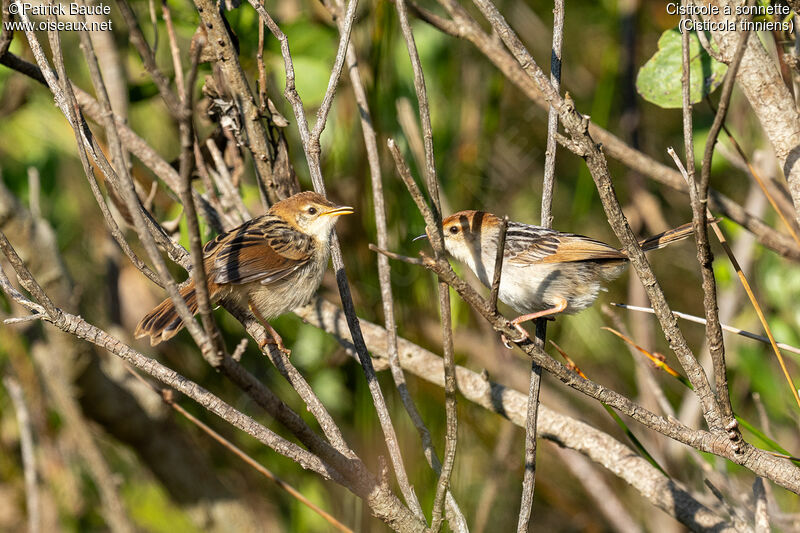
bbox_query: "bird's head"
[271,191,353,240]
[415,210,500,265]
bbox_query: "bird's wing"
[504,223,625,264]
[204,216,313,285]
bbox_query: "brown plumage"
[424,210,694,343]
[135,191,353,348]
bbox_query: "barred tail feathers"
[638,222,695,252]
[134,283,198,346]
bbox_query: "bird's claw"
[501,323,530,348]
[258,336,292,357]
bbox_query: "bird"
[419,210,694,344]
[135,191,353,352]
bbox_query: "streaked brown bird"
[135,191,353,352]
[422,210,693,343]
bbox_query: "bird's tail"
[135,282,198,346]
[638,222,696,252]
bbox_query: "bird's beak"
[412,234,428,242]
[321,205,354,217]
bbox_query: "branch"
[468,0,723,431]
[326,0,470,524]
[247,0,427,524]
[192,0,290,203]
[297,297,743,531]
[393,2,457,527]
[518,3,563,528]
[175,41,228,365]
[409,0,800,262]
[371,246,800,493]
[696,8,752,422]
[3,375,40,533]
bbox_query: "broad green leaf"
[636,28,727,109]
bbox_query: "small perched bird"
[422,210,693,343]
[135,191,353,351]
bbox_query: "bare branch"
[692,8,753,424]
[327,0,470,523]
[176,42,228,365]
[393,2,457,527]
[410,0,800,261]
[3,375,40,533]
[611,304,800,356]
[488,215,508,311]
[297,297,743,530]
[192,0,288,203]
[519,3,563,528]
[468,0,723,431]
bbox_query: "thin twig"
[393,1,457,528]
[116,0,182,116]
[26,167,40,220]
[370,244,426,266]
[468,0,723,431]
[176,42,227,366]
[206,138,250,223]
[161,0,185,101]
[611,304,800,357]
[474,423,516,533]
[3,375,40,533]
[519,4,562,528]
[753,477,770,533]
[4,313,46,325]
[552,446,642,533]
[716,120,800,248]
[489,215,509,311]
[696,7,754,423]
[540,0,562,229]
[123,364,354,532]
[602,305,677,419]
[330,0,466,524]
[667,148,800,411]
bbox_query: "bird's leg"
[501,298,568,348]
[249,302,291,356]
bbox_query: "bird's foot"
[501,323,531,349]
[501,298,568,348]
[250,302,291,357]
[258,334,291,356]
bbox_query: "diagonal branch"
[468,0,723,431]
[695,9,752,422]
[241,0,427,526]
[407,0,800,262]
[393,2,457,529]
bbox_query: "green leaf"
[636,28,727,109]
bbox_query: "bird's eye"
[449,226,459,234]
[307,206,318,215]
